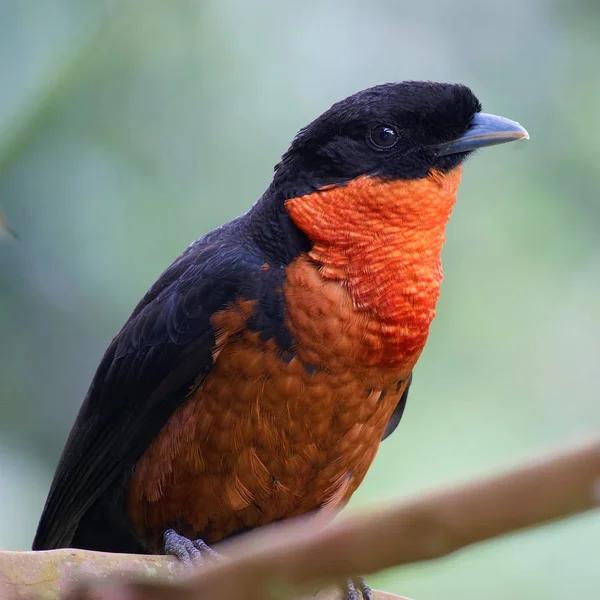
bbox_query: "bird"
[33,81,528,598]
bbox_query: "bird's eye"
[368,125,398,149]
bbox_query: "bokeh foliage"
[1,1,599,598]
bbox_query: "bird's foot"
[345,577,372,600]
[163,528,223,567]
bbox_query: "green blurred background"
[1,0,599,598]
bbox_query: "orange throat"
[285,167,462,369]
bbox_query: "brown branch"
[2,439,599,600]
[0,550,402,600]
[0,550,181,600]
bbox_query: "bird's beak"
[432,112,529,156]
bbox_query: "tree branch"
[0,550,180,600]
[2,439,599,600]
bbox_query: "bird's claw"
[345,577,372,600]
[192,536,223,562]
[163,528,222,567]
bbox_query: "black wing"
[381,373,412,441]
[33,237,261,550]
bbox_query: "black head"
[272,81,527,199]
[247,81,527,262]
